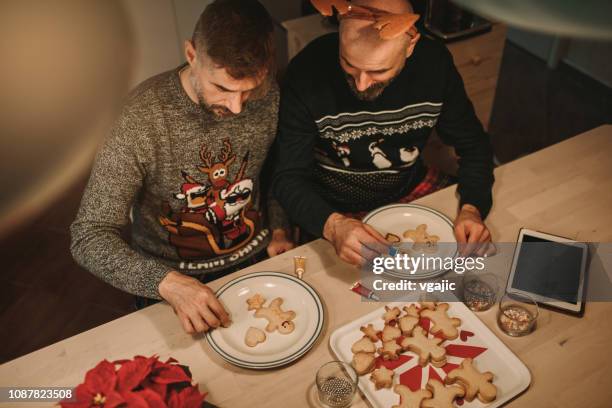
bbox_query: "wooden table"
[1,125,611,407]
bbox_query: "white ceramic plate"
[363,204,458,279]
[205,271,324,369]
[329,299,532,408]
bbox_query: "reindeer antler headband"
[310,0,420,40]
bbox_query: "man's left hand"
[454,204,494,256]
[267,228,295,257]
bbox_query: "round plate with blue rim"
[205,271,324,369]
[363,203,458,280]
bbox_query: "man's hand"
[158,271,231,334]
[323,212,389,266]
[454,204,493,256]
[267,228,294,257]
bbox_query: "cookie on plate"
[386,233,401,243]
[383,306,401,324]
[351,336,376,354]
[381,324,402,342]
[392,384,432,408]
[370,366,394,390]
[398,314,419,335]
[400,327,446,367]
[422,379,464,408]
[254,297,296,334]
[244,327,266,347]
[352,352,376,375]
[403,224,439,254]
[360,324,380,342]
[246,294,266,311]
[420,303,461,340]
[418,300,437,311]
[379,340,403,361]
[445,358,497,402]
[402,304,421,317]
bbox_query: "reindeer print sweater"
[71,65,286,299]
[273,33,495,237]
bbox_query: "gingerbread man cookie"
[392,384,432,408]
[246,294,266,311]
[381,324,402,342]
[379,340,403,361]
[386,233,401,243]
[445,358,497,402]
[400,327,446,367]
[403,224,440,253]
[360,324,380,342]
[383,306,401,324]
[418,300,437,311]
[370,366,394,390]
[398,314,419,335]
[420,303,462,340]
[254,297,296,334]
[403,304,421,317]
[422,379,464,408]
[351,337,377,354]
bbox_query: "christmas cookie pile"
[350,302,497,407]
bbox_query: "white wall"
[121,0,305,86]
[173,0,214,47]
[121,0,182,86]
[121,0,215,86]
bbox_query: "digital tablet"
[506,228,588,315]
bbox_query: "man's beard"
[189,72,235,118]
[344,72,395,102]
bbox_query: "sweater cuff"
[143,261,174,300]
[460,193,492,220]
[267,197,291,232]
[306,206,336,238]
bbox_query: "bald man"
[272,0,495,265]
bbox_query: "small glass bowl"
[462,271,500,312]
[497,292,539,336]
[316,361,358,408]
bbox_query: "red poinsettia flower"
[139,357,192,402]
[60,360,124,408]
[115,355,157,393]
[60,355,207,408]
[167,386,207,408]
[150,358,192,386]
[121,389,167,408]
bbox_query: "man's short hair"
[192,0,275,79]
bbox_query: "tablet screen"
[511,235,584,304]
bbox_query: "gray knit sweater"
[71,65,287,299]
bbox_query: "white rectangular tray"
[329,300,531,408]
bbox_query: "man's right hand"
[158,271,231,334]
[323,212,389,266]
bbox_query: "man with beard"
[272,0,495,266]
[71,0,292,334]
